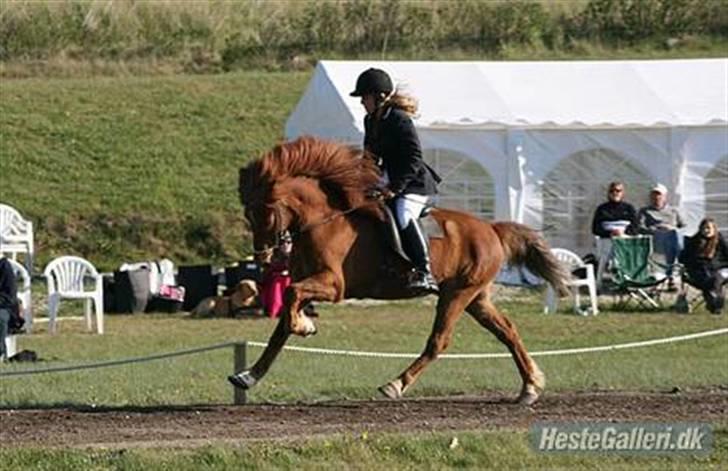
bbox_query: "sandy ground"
[2,388,726,449]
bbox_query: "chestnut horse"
[233,136,569,404]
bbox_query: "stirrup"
[407,270,439,294]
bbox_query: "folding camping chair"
[607,235,668,310]
[674,264,728,314]
[673,267,705,313]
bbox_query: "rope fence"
[2,327,726,378]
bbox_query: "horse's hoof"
[517,383,541,406]
[378,379,404,399]
[228,371,257,390]
[294,315,317,337]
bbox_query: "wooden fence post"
[233,342,247,405]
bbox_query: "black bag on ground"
[178,265,217,311]
[9,349,37,362]
[114,269,150,313]
[103,276,117,313]
[145,296,182,313]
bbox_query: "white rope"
[2,328,725,378]
[247,327,728,359]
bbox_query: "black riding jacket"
[364,107,440,196]
[591,201,638,237]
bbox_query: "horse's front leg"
[284,270,343,337]
[228,270,342,390]
[229,315,290,390]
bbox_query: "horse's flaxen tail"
[492,221,571,297]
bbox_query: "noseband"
[252,202,290,257]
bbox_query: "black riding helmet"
[350,68,393,97]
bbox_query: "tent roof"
[286,59,728,139]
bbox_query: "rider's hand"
[366,188,395,200]
[380,188,396,200]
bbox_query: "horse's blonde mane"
[239,136,382,211]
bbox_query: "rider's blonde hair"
[385,90,418,117]
[373,89,418,119]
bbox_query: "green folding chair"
[609,236,668,309]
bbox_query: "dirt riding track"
[2,389,727,448]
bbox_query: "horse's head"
[239,137,383,261]
[239,163,298,263]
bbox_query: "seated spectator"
[638,183,685,288]
[679,218,728,314]
[0,256,24,362]
[592,181,638,238]
[260,234,293,319]
[259,234,318,319]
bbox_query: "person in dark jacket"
[351,68,441,293]
[591,181,639,238]
[0,256,22,361]
[679,218,728,314]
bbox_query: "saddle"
[380,204,442,265]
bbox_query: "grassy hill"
[0,71,310,270]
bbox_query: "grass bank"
[0,71,310,270]
[1,0,726,77]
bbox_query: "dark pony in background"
[233,136,569,404]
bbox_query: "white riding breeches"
[394,194,429,229]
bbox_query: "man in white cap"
[638,183,685,289]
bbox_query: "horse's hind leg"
[465,288,544,406]
[379,287,479,399]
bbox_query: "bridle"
[250,198,378,256]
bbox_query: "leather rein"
[251,197,379,256]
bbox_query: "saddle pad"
[421,213,444,239]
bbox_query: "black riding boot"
[401,220,439,294]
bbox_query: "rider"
[351,68,441,294]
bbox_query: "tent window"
[423,149,495,220]
[705,155,728,233]
[542,148,652,257]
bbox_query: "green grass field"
[3,291,727,407]
[2,428,727,471]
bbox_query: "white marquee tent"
[286,60,728,257]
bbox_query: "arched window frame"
[423,148,495,220]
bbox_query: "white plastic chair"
[7,258,32,332]
[544,248,599,316]
[43,256,104,334]
[0,204,34,274]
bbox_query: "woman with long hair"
[679,218,728,314]
[350,68,441,294]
